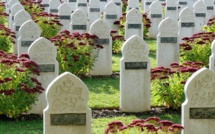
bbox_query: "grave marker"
[104,1,118,31]
[42,0,50,12]
[178,7,196,44]
[43,72,91,134]
[113,0,122,18]
[99,0,107,12]
[144,0,154,13]
[70,9,88,33]
[49,0,61,14]
[67,0,77,11]
[182,68,215,134]
[28,37,59,114]
[125,8,143,40]
[120,35,150,112]
[9,3,24,30]
[203,0,214,21]
[18,20,41,55]
[148,1,163,38]
[88,0,101,26]
[165,0,178,22]
[76,0,88,13]
[157,17,179,68]
[58,2,72,31]
[127,0,139,12]
[90,19,112,75]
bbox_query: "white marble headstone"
[193,0,207,33]
[144,0,154,13]
[42,0,50,12]
[165,0,178,22]
[88,0,101,26]
[209,40,215,72]
[7,0,19,14]
[120,35,150,112]
[28,37,59,114]
[203,0,214,21]
[182,68,215,134]
[67,0,77,11]
[18,20,41,55]
[70,9,88,34]
[127,0,139,12]
[90,19,112,75]
[178,0,189,13]
[76,0,88,13]
[157,17,179,68]
[125,8,143,40]
[58,2,72,31]
[178,7,196,44]
[104,1,118,31]
[43,72,91,134]
[49,0,61,14]
[9,3,24,30]
[148,1,163,38]
[113,0,122,18]
[99,0,107,12]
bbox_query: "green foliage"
[0,52,43,118]
[202,17,215,33]
[104,117,183,134]
[21,1,44,15]
[180,32,214,67]
[50,30,103,76]
[151,62,204,109]
[110,31,125,54]
[0,24,15,52]
[32,12,62,39]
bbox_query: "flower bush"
[151,62,204,109]
[180,32,215,67]
[50,30,103,76]
[114,12,151,37]
[0,24,15,52]
[110,30,125,54]
[32,12,62,39]
[0,2,8,25]
[105,117,184,134]
[21,0,44,15]
[202,16,215,33]
[0,51,43,118]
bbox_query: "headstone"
[148,1,163,38]
[42,0,50,12]
[178,0,188,13]
[49,0,61,14]
[209,40,215,72]
[157,17,179,68]
[28,37,59,114]
[178,7,196,44]
[125,8,143,40]
[67,0,77,11]
[70,9,88,34]
[90,19,112,75]
[9,3,24,30]
[18,20,41,55]
[203,0,214,22]
[113,0,122,18]
[99,0,107,12]
[13,10,31,55]
[120,35,150,112]
[165,0,178,22]
[43,72,91,134]
[104,1,118,31]
[58,2,72,31]
[7,0,19,14]
[182,68,215,134]
[88,0,101,26]
[144,0,154,13]
[76,0,88,13]
[127,0,139,12]
[193,0,207,33]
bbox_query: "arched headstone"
[148,1,163,38]
[120,35,150,112]
[182,68,215,134]
[99,0,107,12]
[113,0,122,18]
[49,0,61,14]
[43,72,91,134]
[125,8,143,40]
[90,19,112,75]
[10,3,24,30]
[70,9,88,34]
[28,37,59,114]
[76,0,88,13]
[18,20,41,55]
[42,0,50,12]
[88,0,101,26]
[7,0,19,14]
[67,0,77,11]
[157,17,179,67]
[178,0,188,13]
[165,0,178,22]
[104,1,118,31]
[127,0,139,11]
[144,0,154,13]
[203,0,214,21]
[58,2,72,31]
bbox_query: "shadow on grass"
[82,77,119,94]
